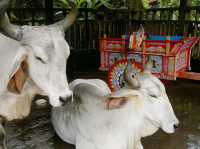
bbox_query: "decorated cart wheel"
[108,59,143,91]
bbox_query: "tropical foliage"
[10,0,44,8]
[55,0,113,9]
[9,0,200,9]
[141,0,199,9]
[191,0,200,6]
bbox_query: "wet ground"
[4,72,200,149]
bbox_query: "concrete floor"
[4,72,200,149]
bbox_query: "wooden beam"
[45,0,54,24]
[178,71,200,81]
[178,0,188,34]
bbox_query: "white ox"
[0,2,76,148]
[52,61,179,149]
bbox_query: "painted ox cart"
[99,34,199,91]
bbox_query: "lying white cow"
[52,61,179,149]
[0,2,77,148]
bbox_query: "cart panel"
[99,35,199,80]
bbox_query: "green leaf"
[56,0,113,9]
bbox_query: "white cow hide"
[52,63,179,149]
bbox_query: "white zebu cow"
[52,61,179,149]
[0,2,77,148]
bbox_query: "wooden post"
[45,0,54,24]
[166,36,170,54]
[178,0,188,34]
[85,9,89,49]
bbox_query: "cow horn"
[0,0,9,16]
[53,9,78,31]
[123,60,141,89]
[0,13,22,40]
[144,60,153,74]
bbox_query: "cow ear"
[105,96,128,110]
[7,57,28,94]
[104,89,139,109]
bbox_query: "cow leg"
[0,118,6,149]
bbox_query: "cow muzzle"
[173,122,179,129]
[162,119,179,134]
[49,90,73,107]
[59,94,73,105]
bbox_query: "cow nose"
[59,95,72,105]
[173,124,179,129]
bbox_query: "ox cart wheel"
[108,59,143,91]
[108,58,200,91]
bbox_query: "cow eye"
[35,56,46,64]
[150,94,157,98]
